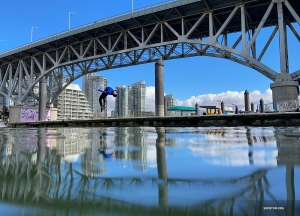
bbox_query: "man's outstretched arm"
[96,88,105,93]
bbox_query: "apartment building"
[114,81,146,117]
[57,84,92,120]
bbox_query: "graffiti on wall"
[20,108,51,122]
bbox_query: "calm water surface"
[0,126,299,216]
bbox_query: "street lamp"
[232,102,235,111]
[31,27,38,43]
[69,12,76,31]
[217,99,222,108]
[131,0,133,15]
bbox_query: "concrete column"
[260,98,265,113]
[244,89,250,112]
[38,76,47,121]
[270,2,299,104]
[195,103,199,115]
[155,58,164,117]
[164,97,167,116]
[251,102,254,112]
[271,80,299,104]
[221,101,224,114]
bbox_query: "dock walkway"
[8,113,300,128]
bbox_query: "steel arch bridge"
[0,0,299,106]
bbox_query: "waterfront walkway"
[8,113,300,128]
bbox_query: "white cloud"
[175,89,273,111]
[145,86,156,111]
[107,95,116,116]
[107,87,273,116]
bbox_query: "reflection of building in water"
[166,138,176,146]
[48,128,92,163]
[3,129,39,164]
[275,128,300,165]
[81,128,108,177]
[0,132,11,157]
[115,127,148,171]
[188,127,278,166]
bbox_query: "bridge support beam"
[38,76,47,121]
[155,58,164,117]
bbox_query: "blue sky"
[0,0,299,111]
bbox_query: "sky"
[0,0,299,115]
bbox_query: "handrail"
[0,0,179,56]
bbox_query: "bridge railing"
[264,99,300,112]
[264,103,276,113]
[277,99,300,112]
[0,0,179,56]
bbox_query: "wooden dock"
[8,112,300,128]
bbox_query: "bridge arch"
[0,0,299,106]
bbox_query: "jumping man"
[96,87,117,112]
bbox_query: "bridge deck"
[0,0,299,63]
[8,112,300,128]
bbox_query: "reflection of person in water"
[99,147,115,159]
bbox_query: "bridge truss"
[0,0,299,105]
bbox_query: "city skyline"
[0,0,299,113]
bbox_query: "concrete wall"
[9,106,22,123]
[9,106,58,123]
[50,108,58,121]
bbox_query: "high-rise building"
[88,76,107,118]
[165,94,175,108]
[57,84,92,120]
[164,94,175,116]
[111,110,115,117]
[82,72,96,96]
[114,86,130,117]
[114,81,146,118]
[130,81,146,117]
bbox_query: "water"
[0,126,299,216]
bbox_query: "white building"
[164,94,175,116]
[165,94,175,108]
[57,84,92,120]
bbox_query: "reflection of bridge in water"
[0,127,298,215]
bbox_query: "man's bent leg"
[99,95,103,112]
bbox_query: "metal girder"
[0,0,299,106]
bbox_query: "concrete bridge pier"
[270,1,299,105]
[155,58,164,117]
[244,90,250,112]
[270,73,299,105]
[38,76,47,121]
